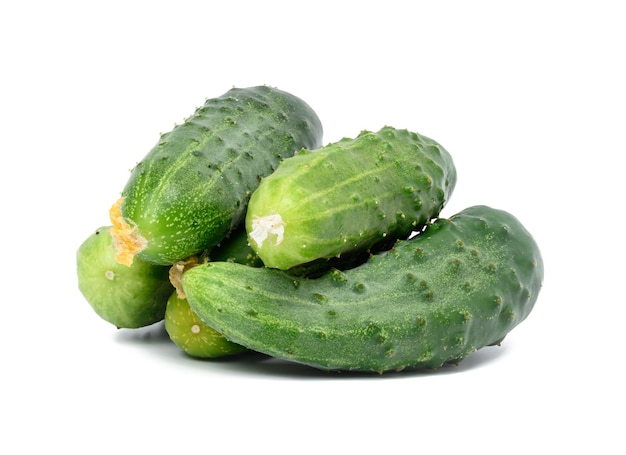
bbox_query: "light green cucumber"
[245,126,456,270]
[183,205,543,373]
[164,291,248,358]
[111,86,323,267]
[77,226,174,329]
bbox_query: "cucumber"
[165,225,263,357]
[164,291,248,358]
[208,224,369,277]
[77,226,174,329]
[110,86,323,266]
[245,126,456,270]
[182,205,543,373]
[207,225,263,268]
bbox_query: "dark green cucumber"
[77,226,174,329]
[111,86,323,266]
[183,205,543,372]
[245,126,456,270]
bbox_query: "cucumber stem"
[109,197,147,267]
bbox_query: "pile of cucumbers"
[76,85,544,373]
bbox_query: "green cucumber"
[208,225,370,277]
[110,86,323,266]
[183,205,543,372]
[207,225,263,268]
[77,226,174,329]
[164,291,248,358]
[245,126,456,270]
[165,225,264,357]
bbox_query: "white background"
[2,1,624,453]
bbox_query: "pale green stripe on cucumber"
[245,126,457,270]
[111,86,323,266]
[183,205,543,373]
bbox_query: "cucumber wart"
[183,205,544,373]
[110,85,323,266]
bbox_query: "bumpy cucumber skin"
[184,206,543,372]
[245,126,456,270]
[77,226,174,328]
[164,291,248,358]
[120,86,323,265]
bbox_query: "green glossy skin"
[245,126,456,270]
[77,226,174,328]
[183,206,543,372]
[120,86,323,265]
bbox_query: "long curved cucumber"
[245,126,456,270]
[111,86,323,266]
[183,205,543,372]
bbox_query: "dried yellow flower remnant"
[250,213,286,248]
[109,197,147,267]
[168,256,201,299]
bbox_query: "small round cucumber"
[165,225,262,357]
[164,291,248,358]
[245,126,457,270]
[77,226,174,328]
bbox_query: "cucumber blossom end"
[109,197,148,267]
[77,226,173,329]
